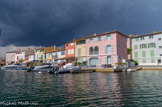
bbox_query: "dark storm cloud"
[0,0,162,46]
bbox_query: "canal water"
[0,70,162,106]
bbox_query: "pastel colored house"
[75,38,87,63]
[65,41,75,63]
[15,49,26,63]
[6,51,17,64]
[25,49,35,62]
[86,31,128,67]
[43,46,59,63]
[131,31,162,66]
[53,49,66,64]
[35,48,44,62]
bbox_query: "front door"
[158,59,161,65]
[90,58,99,66]
[107,56,112,64]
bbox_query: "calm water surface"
[0,70,162,106]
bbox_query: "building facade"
[65,41,75,63]
[75,38,87,63]
[43,46,58,63]
[53,49,66,64]
[86,31,128,67]
[131,31,162,66]
[6,51,17,64]
[35,48,44,62]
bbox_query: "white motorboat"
[1,65,27,71]
[28,65,59,72]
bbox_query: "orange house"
[65,41,76,63]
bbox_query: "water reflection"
[1,70,162,106]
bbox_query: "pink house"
[86,31,128,67]
[6,51,17,64]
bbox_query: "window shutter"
[154,43,156,48]
[111,45,114,54]
[104,46,107,54]
[98,57,101,66]
[148,44,150,48]
[96,38,98,42]
[111,56,114,65]
[145,44,147,48]
[104,56,107,64]
[111,35,113,40]
[87,58,90,65]
[140,44,142,49]
[88,39,90,43]
[104,36,107,40]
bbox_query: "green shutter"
[143,59,146,63]
[145,44,147,48]
[135,52,138,58]
[136,38,139,41]
[151,59,155,63]
[134,45,138,49]
[148,44,150,48]
[140,44,142,49]
[154,43,156,48]
[142,51,146,57]
[150,50,154,57]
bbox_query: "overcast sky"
[0,0,162,56]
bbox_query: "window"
[159,46,162,49]
[105,45,113,54]
[68,49,74,55]
[61,51,65,55]
[148,43,156,48]
[142,51,146,57]
[94,46,99,55]
[134,45,138,49]
[150,50,154,57]
[89,38,94,43]
[136,38,139,41]
[151,59,155,63]
[140,37,144,40]
[105,34,112,40]
[135,52,138,58]
[140,44,147,48]
[149,35,153,39]
[142,59,146,63]
[70,43,74,46]
[97,37,102,42]
[37,50,40,52]
[89,47,93,55]
[78,49,81,56]
[158,38,161,40]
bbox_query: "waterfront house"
[75,38,87,63]
[131,31,162,66]
[65,41,75,63]
[86,31,128,67]
[35,47,44,62]
[6,51,17,64]
[15,49,26,63]
[25,49,35,62]
[53,48,66,64]
[43,46,59,63]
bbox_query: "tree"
[127,48,132,55]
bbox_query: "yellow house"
[35,48,44,62]
[43,46,59,63]
[75,38,87,63]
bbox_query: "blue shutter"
[104,36,107,40]
[104,46,107,54]
[111,45,114,54]
[98,57,101,66]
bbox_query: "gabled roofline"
[131,31,162,38]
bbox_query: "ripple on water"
[1,70,162,106]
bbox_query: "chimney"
[94,33,97,36]
[153,30,157,33]
[54,45,56,50]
